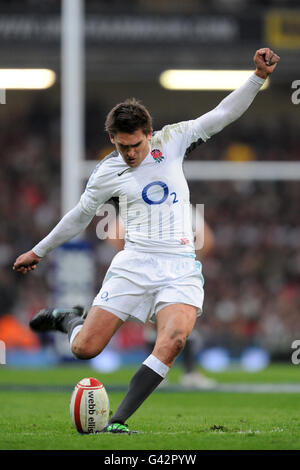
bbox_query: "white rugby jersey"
[33,73,265,258]
[80,120,209,256]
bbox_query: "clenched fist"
[254,47,280,79]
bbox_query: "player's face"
[110,129,152,167]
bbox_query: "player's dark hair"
[105,98,152,136]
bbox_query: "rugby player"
[13,48,279,434]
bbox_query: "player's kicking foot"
[29,305,85,333]
[101,423,138,434]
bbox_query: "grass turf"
[0,364,300,450]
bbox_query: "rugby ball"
[70,377,110,433]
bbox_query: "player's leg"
[30,304,124,360]
[107,303,197,428]
[152,303,197,367]
[143,320,214,388]
[71,306,124,359]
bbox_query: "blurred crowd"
[1,0,298,13]
[190,179,300,359]
[1,101,300,361]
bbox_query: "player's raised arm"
[156,48,280,161]
[194,48,280,139]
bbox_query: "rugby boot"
[29,305,85,333]
[101,422,138,434]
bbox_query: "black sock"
[59,314,84,339]
[109,364,164,425]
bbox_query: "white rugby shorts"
[93,249,204,324]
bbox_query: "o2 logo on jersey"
[142,181,178,205]
[151,149,164,163]
[100,291,109,302]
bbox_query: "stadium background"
[1,0,300,374]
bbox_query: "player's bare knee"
[155,331,186,365]
[175,336,186,355]
[71,343,91,360]
[170,334,186,359]
[71,337,99,360]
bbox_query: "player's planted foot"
[29,306,85,333]
[101,423,137,434]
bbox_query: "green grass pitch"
[0,364,300,450]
